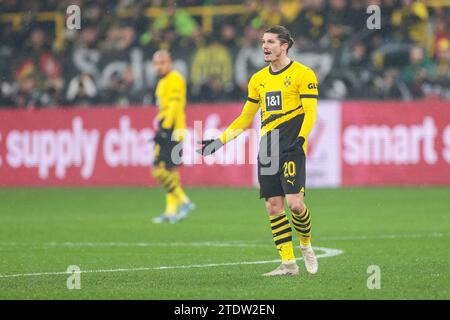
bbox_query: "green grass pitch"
[0,187,449,299]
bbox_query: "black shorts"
[154,139,183,169]
[258,150,306,199]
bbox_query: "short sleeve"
[299,68,319,99]
[247,75,259,104]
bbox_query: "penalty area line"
[0,246,343,279]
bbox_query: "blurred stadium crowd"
[0,0,449,109]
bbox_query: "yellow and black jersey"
[220,61,318,154]
[155,70,187,141]
[248,60,318,136]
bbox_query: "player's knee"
[265,197,284,216]
[287,200,305,215]
[267,206,283,216]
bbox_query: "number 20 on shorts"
[283,161,296,177]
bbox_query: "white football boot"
[300,245,318,274]
[152,214,178,224]
[177,202,195,220]
[262,260,299,276]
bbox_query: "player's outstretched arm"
[197,139,223,156]
[196,101,259,156]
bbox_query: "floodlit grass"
[0,187,449,299]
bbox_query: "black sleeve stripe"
[300,94,318,99]
[247,97,259,103]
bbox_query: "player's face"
[262,33,288,63]
[152,55,171,76]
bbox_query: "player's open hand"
[284,136,305,155]
[196,139,223,156]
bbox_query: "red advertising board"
[3,101,450,187]
[0,104,256,186]
[342,101,450,186]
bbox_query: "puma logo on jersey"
[287,179,295,186]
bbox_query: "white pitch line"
[0,246,343,279]
[0,232,448,249]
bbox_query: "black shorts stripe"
[247,97,259,104]
[270,215,286,225]
[261,105,303,128]
[271,219,290,230]
[274,235,292,246]
[300,94,318,99]
[274,226,292,238]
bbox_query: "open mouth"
[264,50,271,58]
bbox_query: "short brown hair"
[264,25,294,52]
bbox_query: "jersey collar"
[269,60,294,75]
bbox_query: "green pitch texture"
[0,187,449,299]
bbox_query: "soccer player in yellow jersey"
[198,26,318,276]
[151,50,194,224]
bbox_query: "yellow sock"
[174,187,189,204]
[165,192,178,216]
[171,171,190,204]
[152,167,190,214]
[269,212,295,262]
[291,207,312,246]
[151,167,177,193]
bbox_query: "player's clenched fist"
[196,139,223,156]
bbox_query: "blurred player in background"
[151,49,194,224]
[198,26,319,276]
